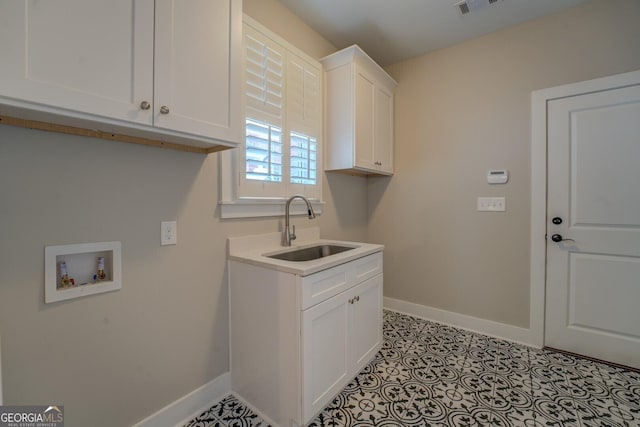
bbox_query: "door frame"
[529,69,640,348]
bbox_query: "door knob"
[551,234,575,243]
[140,101,151,110]
[160,105,170,115]
[552,217,563,225]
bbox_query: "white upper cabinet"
[153,0,241,144]
[0,0,154,125]
[321,45,397,175]
[0,0,242,152]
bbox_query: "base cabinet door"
[302,293,350,421]
[350,275,383,371]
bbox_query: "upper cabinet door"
[374,85,394,174]
[354,67,376,171]
[0,0,154,125]
[153,0,242,144]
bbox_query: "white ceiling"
[278,0,591,66]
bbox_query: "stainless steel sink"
[266,244,356,262]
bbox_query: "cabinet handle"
[140,101,151,110]
[355,295,360,302]
[160,105,170,115]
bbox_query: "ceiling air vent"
[455,0,502,16]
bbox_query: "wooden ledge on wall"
[0,115,232,154]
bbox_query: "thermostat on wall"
[487,170,508,184]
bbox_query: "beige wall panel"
[370,0,640,328]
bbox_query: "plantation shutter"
[240,25,286,198]
[287,52,321,198]
[245,27,283,118]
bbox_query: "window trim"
[219,147,324,219]
[219,15,324,219]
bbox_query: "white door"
[545,82,640,369]
[0,0,154,124]
[153,0,242,143]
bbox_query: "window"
[290,131,317,185]
[245,118,282,182]
[219,16,323,218]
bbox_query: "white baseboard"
[384,297,540,348]
[133,372,231,427]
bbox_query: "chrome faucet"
[283,195,316,246]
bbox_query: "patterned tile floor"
[185,310,640,427]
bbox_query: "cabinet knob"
[160,105,170,115]
[140,101,151,110]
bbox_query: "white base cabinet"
[230,252,383,427]
[0,0,242,152]
[302,275,382,419]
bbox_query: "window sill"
[219,198,324,219]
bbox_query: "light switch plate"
[161,221,177,245]
[477,197,506,212]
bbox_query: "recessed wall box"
[44,241,122,303]
[487,170,508,184]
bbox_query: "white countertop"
[227,227,384,276]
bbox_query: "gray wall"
[0,1,368,426]
[370,0,640,328]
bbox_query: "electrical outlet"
[161,221,177,245]
[477,197,506,212]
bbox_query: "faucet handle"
[291,225,297,242]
